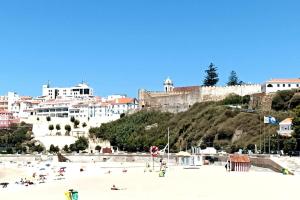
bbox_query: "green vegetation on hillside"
[90,99,292,153]
[0,123,45,154]
[272,90,300,111]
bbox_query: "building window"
[267,84,273,87]
[288,84,291,87]
[283,84,285,87]
[277,84,280,87]
[297,84,299,87]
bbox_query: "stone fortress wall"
[139,78,262,113]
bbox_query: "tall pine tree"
[203,63,219,86]
[227,70,239,86]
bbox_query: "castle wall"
[139,84,263,113]
[139,89,200,113]
[200,84,262,101]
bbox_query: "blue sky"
[0,0,300,97]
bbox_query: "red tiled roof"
[267,79,300,83]
[229,154,250,163]
[111,98,135,104]
[173,86,200,92]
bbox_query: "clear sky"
[0,0,300,98]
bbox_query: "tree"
[33,144,44,153]
[49,144,59,153]
[82,122,87,128]
[48,125,54,135]
[69,144,76,152]
[46,116,51,122]
[56,124,61,131]
[74,119,80,128]
[293,106,300,150]
[289,95,300,109]
[63,145,69,152]
[227,70,239,86]
[74,137,89,152]
[65,125,71,136]
[49,144,55,153]
[283,138,297,155]
[70,116,75,123]
[246,143,256,152]
[272,90,296,111]
[6,147,13,154]
[95,145,101,152]
[203,63,219,86]
[56,124,61,135]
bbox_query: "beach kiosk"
[228,154,251,172]
[176,151,192,166]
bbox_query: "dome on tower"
[164,77,173,85]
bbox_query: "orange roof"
[114,98,135,104]
[267,79,300,83]
[280,118,293,124]
[229,154,250,163]
[173,86,200,92]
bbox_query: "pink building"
[0,110,20,128]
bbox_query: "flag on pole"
[264,116,270,124]
[264,116,278,125]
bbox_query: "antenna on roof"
[47,80,50,88]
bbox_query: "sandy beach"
[1,161,300,200]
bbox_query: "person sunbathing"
[111,184,126,190]
[111,185,119,190]
[0,182,9,188]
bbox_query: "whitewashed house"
[264,78,300,93]
[277,118,293,137]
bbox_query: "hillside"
[90,100,294,153]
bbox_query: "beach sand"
[1,163,299,200]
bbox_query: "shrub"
[290,95,300,109]
[6,147,13,154]
[95,145,101,152]
[272,90,296,111]
[74,120,80,128]
[222,94,242,105]
[63,145,69,152]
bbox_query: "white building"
[277,118,293,137]
[264,78,300,93]
[42,82,94,100]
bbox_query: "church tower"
[163,77,174,92]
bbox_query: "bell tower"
[163,77,174,92]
